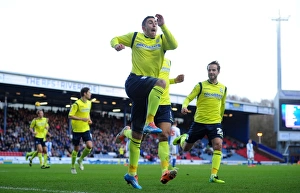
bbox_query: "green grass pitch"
[0,164,299,193]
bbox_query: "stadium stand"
[0,107,283,163]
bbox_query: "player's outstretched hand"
[175,74,184,83]
[114,44,125,51]
[155,14,165,27]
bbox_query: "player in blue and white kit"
[45,137,52,164]
[169,121,181,169]
[247,139,255,167]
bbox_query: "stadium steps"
[235,148,272,162]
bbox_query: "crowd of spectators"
[0,107,243,161]
[0,107,162,160]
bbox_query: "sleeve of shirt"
[220,86,227,120]
[69,103,78,116]
[29,119,36,129]
[110,32,135,48]
[46,118,49,128]
[160,24,178,50]
[169,78,176,84]
[182,84,201,108]
[88,101,92,119]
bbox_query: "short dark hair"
[80,87,90,97]
[207,60,220,71]
[36,109,43,115]
[142,16,155,26]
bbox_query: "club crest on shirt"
[220,87,224,93]
[166,60,171,66]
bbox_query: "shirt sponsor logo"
[204,92,223,99]
[136,43,161,50]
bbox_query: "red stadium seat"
[0,151,24,156]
